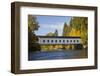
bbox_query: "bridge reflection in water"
[28,49,88,61]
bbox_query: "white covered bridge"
[37,36,82,45]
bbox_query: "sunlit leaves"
[62,17,88,47]
[28,15,39,31]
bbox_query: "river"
[28,49,87,61]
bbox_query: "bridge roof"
[38,36,81,38]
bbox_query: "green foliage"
[70,17,81,30]
[28,15,40,51]
[62,17,88,48]
[28,15,39,31]
[54,29,58,36]
[63,22,67,36]
[62,22,70,36]
[28,15,39,43]
[46,32,55,36]
[46,29,58,36]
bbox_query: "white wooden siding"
[38,37,81,44]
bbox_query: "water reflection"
[28,49,88,61]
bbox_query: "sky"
[34,15,72,36]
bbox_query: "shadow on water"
[28,49,88,61]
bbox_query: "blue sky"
[34,15,72,36]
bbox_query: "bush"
[29,43,41,51]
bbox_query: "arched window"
[67,40,69,42]
[51,40,53,43]
[43,40,45,43]
[55,40,57,43]
[59,40,61,42]
[47,40,49,43]
[77,40,79,42]
[63,40,65,42]
[73,40,75,42]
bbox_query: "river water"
[28,49,88,61]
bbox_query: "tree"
[62,17,88,49]
[46,32,55,36]
[28,15,39,44]
[28,15,39,31]
[69,28,80,37]
[70,17,81,30]
[63,22,67,36]
[54,29,58,36]
[71,17,88,46]
[62,22,70,36]
[28,15,41,51]
[80,17,88,47]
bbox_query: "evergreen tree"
[62,22,69,36]
[54,29,58,36]
[62,17,88,48]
